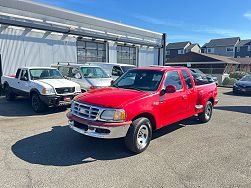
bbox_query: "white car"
[86,62,136,80]
[52,63,113,92]
[1,67,81,112]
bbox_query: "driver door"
[16,69,30,96]
[158,70,188,127]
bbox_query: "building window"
[77,40,106,63]
[178,49,184,54]
[236,47,240,52]
[207,48,214,53]
[248,45,251,51]
[166,50,170,55]
[117,45,136,65]
[226,47,234,52]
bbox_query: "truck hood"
[35,79,78,88]
[86,77,113,87]
[76,87,150,108]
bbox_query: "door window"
[112,66,123,76]
[164,71,183,91]
[181,70,193,89]
[69,67,82,79]
[20,70,29,81]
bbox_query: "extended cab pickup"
[1,67,81,112]
[67,67,218,153]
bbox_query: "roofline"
[0,0,163,38]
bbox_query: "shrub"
[222,77,237,86]
[229,71,247,80]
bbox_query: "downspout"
[162,33,166,66]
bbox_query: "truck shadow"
[0,97,68,117]
[11,117,200,166]
[214,106,251,115]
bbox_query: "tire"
[198,101,213,123]
[5,85,15,101]
[124,117,152,154]
[31,93,46,112]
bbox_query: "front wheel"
[124,117,152,154]
[31,93,46,112]
[198,101,213,123]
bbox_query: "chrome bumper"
[69,120,130,139]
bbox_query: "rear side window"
[164,71,183,90]
[181,70,193,89]
[15,69,21,78]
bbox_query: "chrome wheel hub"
[205,105,212,120]
[137,124,149,149]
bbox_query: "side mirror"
[21,76,28,81]
[111,80,115,85]
[165,85,176,93]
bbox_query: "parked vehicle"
[86,62,136,79]
[1,67,81,112]
[233,74,251,95]
[67,66,218,153]
[189,68,218,85]
[52,63,113,92]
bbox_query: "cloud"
[133,14,183,27]
[134,14,251,39]
[244,12,251,20]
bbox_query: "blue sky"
[34,0,251,45]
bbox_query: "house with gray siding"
[166,41,200,60]
[234,39,251,58]
[201,37,240,57]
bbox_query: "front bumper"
[39,93,81,107]
[67,112,131,139]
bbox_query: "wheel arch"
[132,112,157,131]
[208,97,215,106]
[3,81,9,89]
[29,88,40,98]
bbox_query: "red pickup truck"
[67,66,218,153]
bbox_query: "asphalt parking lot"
[0,87,250,188]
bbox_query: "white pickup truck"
[1,67,81,112]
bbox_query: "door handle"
[182,95,188,99]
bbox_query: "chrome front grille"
[72,101,101,120]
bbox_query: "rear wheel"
[198,101,213,123]
[124,117,152,154]
[5,85,15,101]
[31,93,45,112]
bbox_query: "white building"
[0,0,166,76]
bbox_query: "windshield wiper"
[123,87,145,92]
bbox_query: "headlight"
[100,109,126,122]
[41,87,55,95]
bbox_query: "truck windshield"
[112,70,164,91]
[80,67,109,78]
[30,69,63,80]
